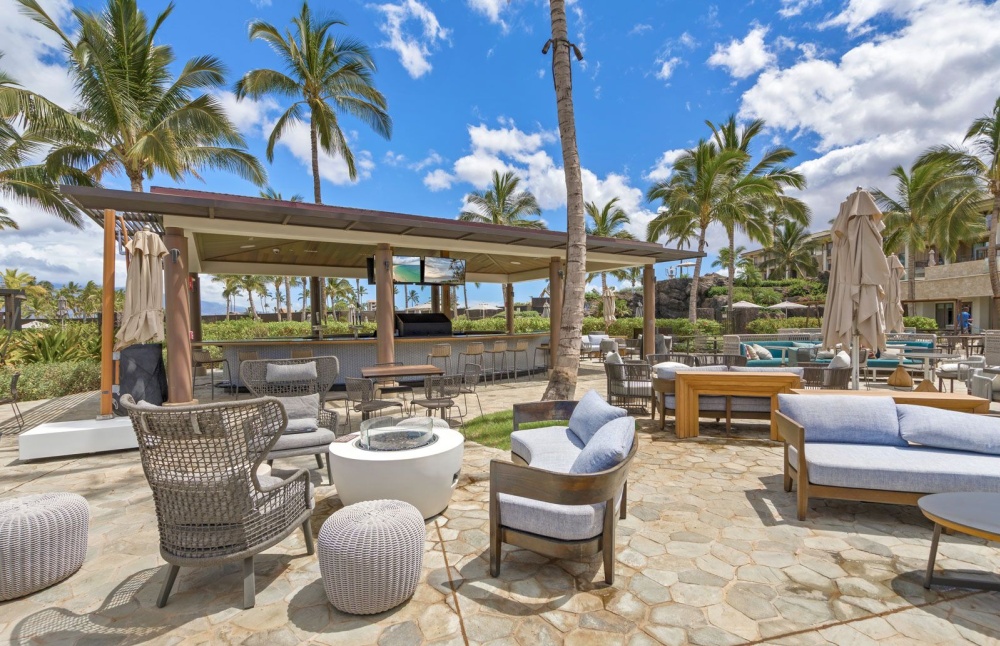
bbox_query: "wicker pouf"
[319,499,425,614]
[0,492,89,601]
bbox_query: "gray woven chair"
[646,353,697,367]
[345,377,405,421]
[458,363,484,418]
[412,375,464,424]
[120,395,314,610]
[372,361,415,413]
[240,357,340,485]
[800,363,851,390]
[604,360,652,412]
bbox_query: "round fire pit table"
[329,417,463,519]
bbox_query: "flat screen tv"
[423,257,466,285]
[392,256,422,284]
[366,257,376,285]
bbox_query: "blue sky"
[3,0,1000,313]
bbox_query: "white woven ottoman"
[318,499,424,614]
[0,492,89,601]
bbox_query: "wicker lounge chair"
[120,395,314,609]
[240,357,340,484]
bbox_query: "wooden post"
[99,209,116,418]
[643,264,656,360]
[431,285,441,313]
[375,244,395,364]
[549,257,563,368]
[164,227,193,404]
[189,273,202,345]
[504,283,514,335]
[441,252,453,317]
[310,277,323,339]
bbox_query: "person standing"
[960,307,972,334]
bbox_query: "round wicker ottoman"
[0,492,89,601]
[318,499,424,614]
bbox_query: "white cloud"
[644,149,687,183]
[409,150,443,171]
[372,0,450,79]
[383,151,407,166]
[737,0,1000,220]
[251,0,271,7]
[778,0,819,18]
[678,32,697,49]
[708,24,776,79]
[655,57,681,81]
[629,23,652,36]
[423,169,455,191]
[467,0,510,32]
[215,91,277,133]
[0,0,77,110]
[821,0,929,34]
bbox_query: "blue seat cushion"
[759,341,797,348]
[897,405,1000,455]
[510,425,582,471]
[266,361,317,382]
[571,417,635,474]
[790,443,1000,493]
[777,394,905,446]
[568,390,626,445]
[747,359,784,367]
[868,358,921,369]
[498,492,620,541]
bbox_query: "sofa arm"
[971,373,994,400]
[512,400,578,432]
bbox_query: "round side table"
[919,492,1000,592]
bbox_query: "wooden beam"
[505,283,514,335]
[99,209,116,418]
[643,264,656,360]
[190,273,202,345]
[375,244,395,364]
[441,251,453,317]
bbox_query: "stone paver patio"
[2,365,999,645]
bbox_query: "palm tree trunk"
[726,228,735,311]
[310,119,322,204]
[247,291,257,319]
[689,227,707,323]
[905,242,915,303]
[301,277,308,322]
[285,278,292,322]
[543,0,586,402]
[463,283,469,315]
[226,295,231,321]
[989,194,1000,326]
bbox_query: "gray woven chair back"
[695,354,746,367]
[462,363,482,390]
[985,332,1000,367]
[240,357,339,404]
[647,353,697,366]
[424,375,462,399]
[119,395,300,560]
[345,377,376,403]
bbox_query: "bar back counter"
[198,333,549,387]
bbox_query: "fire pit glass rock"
[359,416,437,451]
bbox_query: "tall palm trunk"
[284,278,292,321]
[300,277,308,321]
[989,193,1000,325]
[905,242,916,303]
[726,228,735,311]
[543,0,586,401]
[688,226,707,323]
[463,283,469,315]
[310,119,322,204]
[225,295,231,320]
[246,291,257,319]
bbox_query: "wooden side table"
[674,372,802,440]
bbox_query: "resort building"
[743,229,833,277]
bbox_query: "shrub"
[0,361,101,401]
[9,324,101,363]
[903,316,938,332]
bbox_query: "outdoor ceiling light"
[510,261,521,265]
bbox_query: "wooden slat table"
[674,372,802,440]
[361,364,444,379]
[789,389,989,414]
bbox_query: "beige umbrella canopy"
[731,300,761,309]
[769,301,807,311]
[115,230,168,350]
[821,188,890,388]
[885,254,906,334]
[602,287,617,328]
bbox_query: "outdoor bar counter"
[197,333,549,386]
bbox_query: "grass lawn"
[461,410,568,450]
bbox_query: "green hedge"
[746,315,939,335]
[0,361,101,402]
[903,316,938,332]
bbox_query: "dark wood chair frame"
[489,400,638,584]
[776,410,922,520]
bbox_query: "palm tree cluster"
[646,116,809,322]
[1,268,104,319]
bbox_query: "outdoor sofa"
[490,391,637,584]
[776,393,1000,520]
[653,363,805,431]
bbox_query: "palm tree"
[235,1,391,204]
[1,268,49,302]
[18,0,265,192]
[763,222,820,279]
[540,0,588,401]
[707,115,808,308]
[646,140,747,322]
[460,169,545,322]
[918,96,999,320]
[325,278,354,321]
[874,158,984,301]
[407,289,420,309]
[211,275,243,320]
[238,275,266,318]
[0,56,90,227]
[585,197,635,293]
[711,246,747,273]
[258,190,304,321]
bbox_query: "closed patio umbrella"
[634,301,643,319]
[115,229,168,350]
[542,301,550,318]
[821,188,890,389]
[885,254,905,334]
[602,287,617,328]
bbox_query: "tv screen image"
[423,257,466,285]
[392,256,422,284]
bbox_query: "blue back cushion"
[570,416,635,474]
[568,390,627,445]
[777,394,905,446]
[897,405,1000,455]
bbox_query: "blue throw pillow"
[897,405,1000,455]
[777,394,905,446]
[570,416,635,474]
[568,390,627,445]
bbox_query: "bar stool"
[505,340,530,381]
[427,344,452,374]
[484,340,507,385]
[291,348,314,359]
[458,342,485,370]
[192,349,230,401]
[235,351,258,399]
[533,338,550,377]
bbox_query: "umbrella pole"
[851,334,860,390]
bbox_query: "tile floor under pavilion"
[1,363,1000,645]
